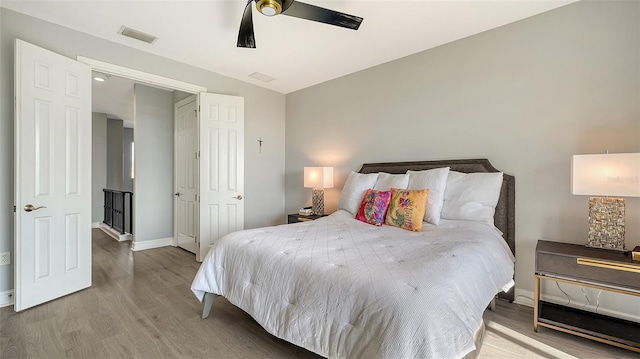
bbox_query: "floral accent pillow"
[355,189,392,226]
[385,188,429,231]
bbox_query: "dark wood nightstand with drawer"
[534,240,640,353]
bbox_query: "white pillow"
[407,167,450,225]
[441,171,503,225]
[338,172,379,215]
[373,172,409,191]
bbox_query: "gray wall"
[93,116,131,226]
[91,113,107,224]
[0,8,286,294]
[106,118,124,190]
[123,127,134,234]
[285,1,639,317]
[123,127,134,193]
[134,84,174,242]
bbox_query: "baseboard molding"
[99,223,132,242]
[0,289,14,308]
[514,288,535,307]
[92,222,101,229]
[515,288,638,323]
[131,237,173,251]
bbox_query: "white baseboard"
[0,289,14,308]
[513,288,535,307]
[92,222,101,229]
[99,223,132,242]
[131,237,173,251]
[514,288,639,323]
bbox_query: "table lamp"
[304,167,334,215]
[571,153,640,250]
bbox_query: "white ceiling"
[4,0,576,126]
[91,72,136,127]
[3,0,576,95]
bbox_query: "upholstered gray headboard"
[359,158,515,302]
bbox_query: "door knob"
[234,195,243,200]
[24,204,46,212]
[174,192,181,196]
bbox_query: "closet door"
[197,93,244,262]
[174,95,198,254]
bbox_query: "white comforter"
[191,210,515,359]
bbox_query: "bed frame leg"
[202,292,218,319]
[490,297,497,312]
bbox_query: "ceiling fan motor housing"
[256,0,282,16]
[238,0,363,48]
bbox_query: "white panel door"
[174,96,198,254]
[14,40,91,311]
[198,93,244,262]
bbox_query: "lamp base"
[311,188,324,216]
[586,197,625,250]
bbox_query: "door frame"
[76,56,206,249]
[76,57,206,94]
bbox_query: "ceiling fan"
[238,0,363,48]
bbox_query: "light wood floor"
[1,229,638,359]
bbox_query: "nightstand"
[287,213,328,224]
[534,240,640,353]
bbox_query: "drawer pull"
[577,258,640,273]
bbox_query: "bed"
[191,159,516,359]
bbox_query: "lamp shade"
[304,167,334,189]
[571,153,640,197]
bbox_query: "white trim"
[76,56,207,94]
[92,222,101,229]
[514,288,535,307]
[99,223,132,242]
[515,288,639,323]
[131,237,173,251]
[0,290,14,308]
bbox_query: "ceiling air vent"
[118,26,158,44]
[249,72,275,83]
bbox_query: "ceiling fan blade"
[281,1,363,30]
[237,0,256,48]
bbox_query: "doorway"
[79,55,206,256]
[14,41,244,311]
[91,75,185,247]
[81,56,246,262]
